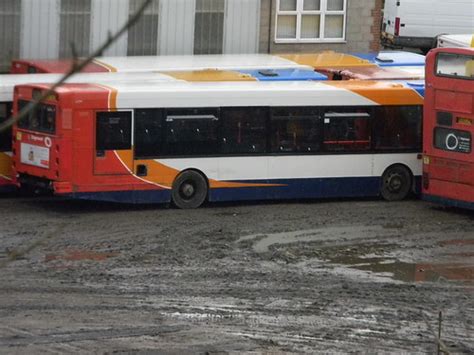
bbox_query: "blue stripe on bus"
[352,52,425,67]
[422,194,474,211]
[0,185,16,193]
[66,189,171,204]
[238,69,328,81]
[63,176,382,204]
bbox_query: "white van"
[381,0,474,53]
[437,34,473,48]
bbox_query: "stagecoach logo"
[44,137,52,148]
[29,134,44,143]
[445,133,459,151]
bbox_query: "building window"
[194,0,225,54]
[275,0,346,43]
[0,0,20,72]
[59,0,92,58]
[128,0,160,56]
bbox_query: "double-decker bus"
[422,47,474,209]
[11,51,425,75]
[0,68,325,191]
[12,80,424,208]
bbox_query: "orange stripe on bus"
[279,52,375,69]
[117,152,283,189]
[92,59,117,72]
[163,69,256,82]
[325,81,424,105]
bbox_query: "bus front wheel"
[171,170,208,209]
[380,165,412,201]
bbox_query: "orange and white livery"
[13,79,424,207]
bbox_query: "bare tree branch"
[422,311,451,355]
[0,0,153,134]
[0,0,154,269]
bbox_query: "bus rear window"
[435,53,474,80]
[434,127,471,154]
[17,100,56,134]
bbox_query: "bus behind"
[422,48,474,209]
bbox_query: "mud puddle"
[327,255,474,283]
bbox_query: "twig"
[0,0,153,133]
[422,311,451,355]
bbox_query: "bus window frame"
[434,52,474,81]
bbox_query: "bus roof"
[352,51,426,67]
[0,72,180,102]
[11,51,401,74]
[0,68,327,102]
[20,80,424,109]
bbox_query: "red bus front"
[422,48,474,209]
[13,83,163,203]
[12,85,73,194]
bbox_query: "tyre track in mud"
[0,196,473,353]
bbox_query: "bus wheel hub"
[181,182,195,199]
[387,174,402,192]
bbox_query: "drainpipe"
[268,0,273,53]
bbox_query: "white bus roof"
[37,80,423,109]
[0,72,179,102]
[92,54,311,72]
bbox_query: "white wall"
[17,0,261,62]
[159,0,196,55]
[21,0,60,59]
[224,0,260,54]
[91,0,129,56]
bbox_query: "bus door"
[94,110,134,175]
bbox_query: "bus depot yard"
[0,196,472,353]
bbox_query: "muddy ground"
[0,195,473,353]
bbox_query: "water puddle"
[45,249,119,262]
[328,254,474,283]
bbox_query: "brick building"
[0,0,382,72]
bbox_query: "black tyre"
[380,165,412,201]
[171,170,208,209]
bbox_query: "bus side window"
[96,111,132,152]
[163,108,219,156]
[374,106,422,151]
[220,107,266,154]
[0,103,12,152]
[134,109,163,158]
[270,107,321,153]
[323,108,371,152]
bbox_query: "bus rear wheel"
[381,165,412,201]
[171,170,208,209]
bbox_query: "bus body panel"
[422,48,474,209]
[13,80,424,205]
